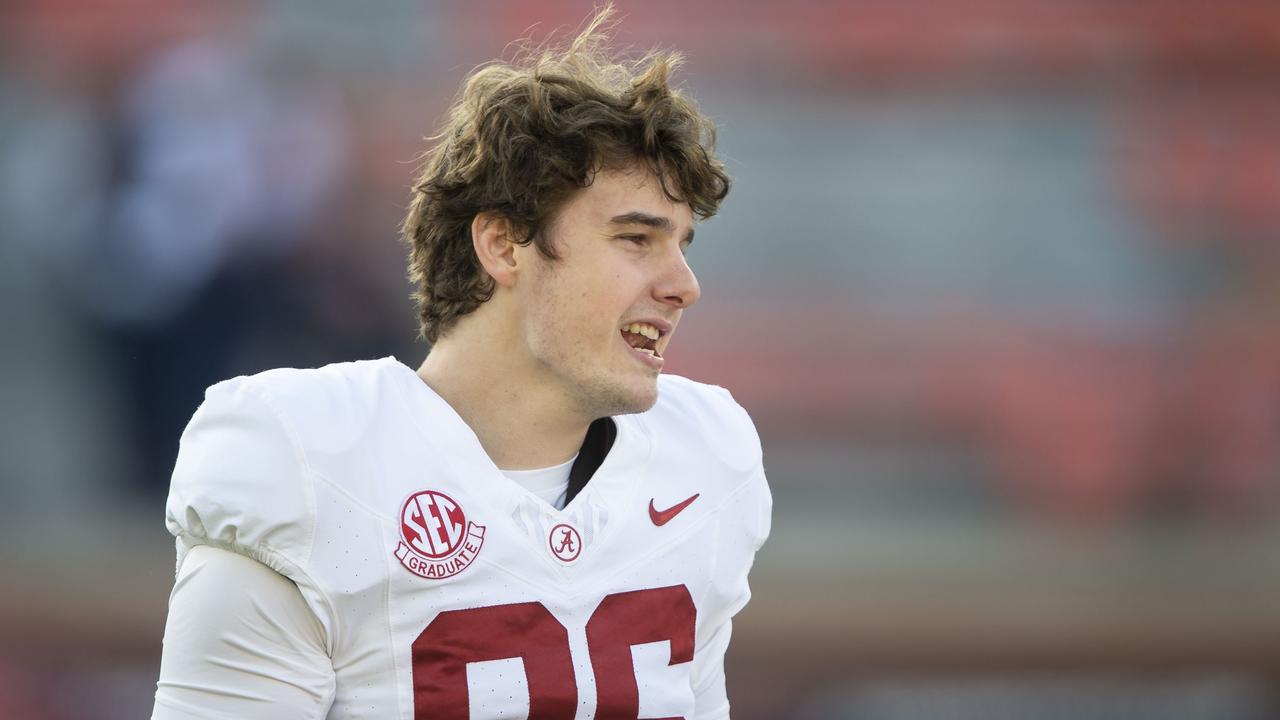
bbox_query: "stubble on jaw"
[526,303,661,422]
[574,356,660,419]
[522,271,660,422]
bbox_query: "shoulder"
[165,358,410,570]
[646,375,772,583]
[210,357,407,452]
[642,375,770,544]
[649,374,763,473]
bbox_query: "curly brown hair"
[400,6,731,344]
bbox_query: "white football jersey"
[163,357,771,719]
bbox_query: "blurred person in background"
[4,19,361,498]
[152,7,770,719]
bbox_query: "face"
[513,164,701,418]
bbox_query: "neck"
[415,314,590,471]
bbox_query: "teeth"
[624,322,660,340]
[633,347,656,356]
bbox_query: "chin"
[623,382,660,414]
[612,382,660,417]
[579,374,659,418]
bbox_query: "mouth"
[620,320,669,368]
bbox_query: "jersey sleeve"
[689,617,735,720]
[690,464,771,719]
[163,378,339,672]
[152,545,336,720]
[688,383,773,719]
[166,378,316,571]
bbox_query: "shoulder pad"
[165,376,315,572]
[223,360,391,456]
[649,374,763,475]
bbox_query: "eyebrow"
[608,211,695,246]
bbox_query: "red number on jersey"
[588,586,696,719]
[412,601,577,719]
[411,585,696,719]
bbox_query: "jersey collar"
[385,357,652,522]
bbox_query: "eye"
[618,234,647,245]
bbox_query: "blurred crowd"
[1,1,1277,718]
[3,0,1276,523]
[3,2,420,503]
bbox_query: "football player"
[153,7,770,719]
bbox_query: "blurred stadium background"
[2,1,1279,718]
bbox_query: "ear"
[471,212,519,288]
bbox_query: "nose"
[653,246,701,309]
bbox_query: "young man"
[154,10,770,720]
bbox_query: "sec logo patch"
[395,490,485,580]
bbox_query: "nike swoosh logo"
[649,493,700,526]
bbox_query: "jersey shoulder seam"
[233,378,344,656]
